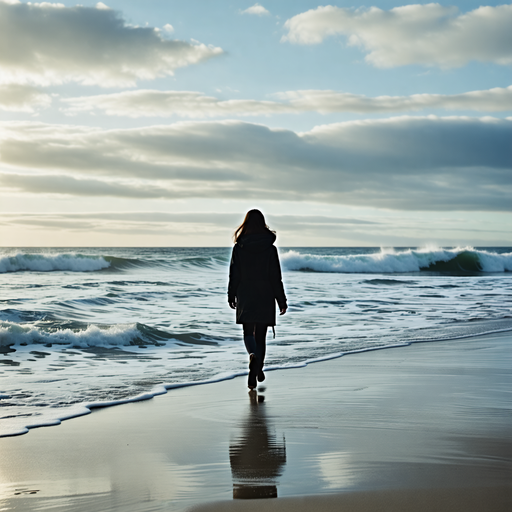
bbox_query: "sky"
[0,0,511,247]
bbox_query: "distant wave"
[281,247,512,274]
[0,253,146,273]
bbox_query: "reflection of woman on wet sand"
[228,210,287,390]
[229,393,286,499]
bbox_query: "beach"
[1,0,511,508]
[1,330,510,511]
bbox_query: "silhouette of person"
[228,210,287,390]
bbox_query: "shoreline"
[1,330,511,511]
[3,326,512,439]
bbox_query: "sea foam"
[281,247,512,273]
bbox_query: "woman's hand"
[229,301,237,310]
[279,306,287,315]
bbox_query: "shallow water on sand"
[0,333,510,511]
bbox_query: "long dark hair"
[233,209,274,243]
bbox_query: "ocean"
[1,246,511,437]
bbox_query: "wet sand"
[188,487,512,512]
[0,331,511,512]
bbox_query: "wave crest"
[281,247,512,274]
[0,321,175,348]
[0,253,149,273]
[0,321,223,350]
[0,253,111,273]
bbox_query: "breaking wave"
[0,253,145,273]
[0,321,201,349]
[281,247,512,274]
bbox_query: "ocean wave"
[281,247,512,274]
[0,320,224,350]
[0,321,176,349]
[0,251,229,274]
[0,253,111,273]
[0,309,52,323]
[0,253,149,273]
[102,255,146,270]
[161,254,230,271]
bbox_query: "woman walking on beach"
[228,210,287,390]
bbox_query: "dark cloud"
[0,116,510,211]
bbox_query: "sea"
[1,246,511,437]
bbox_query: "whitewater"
[1,246,511,437]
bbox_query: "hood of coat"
[236,232,276,253]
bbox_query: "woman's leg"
[242,323,256,355]
[243,323,258,389]
[243,323,268,388]
[254,323,268,382]
[254,323,267,365]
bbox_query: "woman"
[228,210,287,390]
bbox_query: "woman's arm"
[227,246,240,309]
[269,247,287,314]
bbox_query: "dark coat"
[228,232,287,325]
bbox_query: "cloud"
[62,90,290,118]
[276,87,512,114]
[282,4,512,68]
[0,84,52,112]
[61,86,512,118]
[0,117,510,211]
[0,0,223,87]
[1,211,376,228]
[0,211,379,240]
[4,211,508,247]
[241,3,270,16]
[0,173,183,199]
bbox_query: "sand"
[188,487,512,512]
[0,331,511,512]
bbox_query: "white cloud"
[61,86,512,118]
[0,84,52,112]
[61,90,289,117]
[2,209,509,247]
[0,211,384,246]
[241,3,270,16]
[283,3,512,68]
[0,211,377,232]
[0,117,510,211]
[277,87,512,114]
[0,0,223,87]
